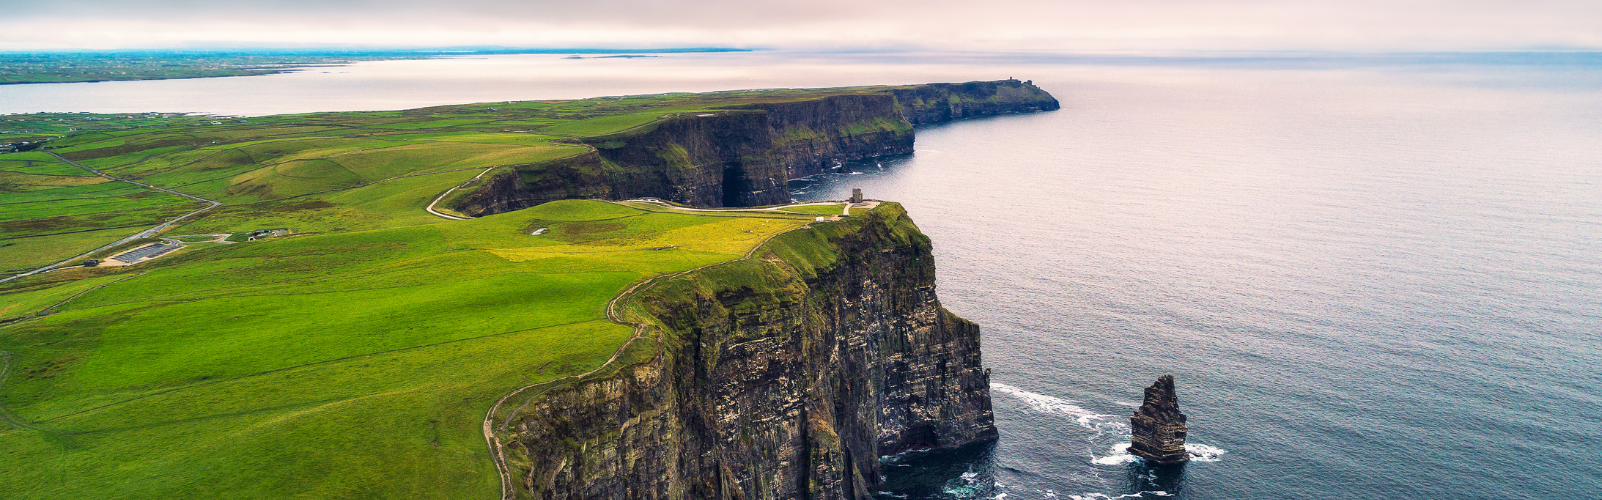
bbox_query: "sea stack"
[1129,375,1189,464]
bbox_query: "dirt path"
[425,166,498,220]
[0,155,222,285]
[624,198,843,213]
[478,203,818,500]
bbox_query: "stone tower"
[1128,374,1189,464]
[850,188,864,203]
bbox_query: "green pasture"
[0,203,210,240]
[781,203,848,216]
[0,200,812,498]
[0,191,196,223]
[0,227,139,274]
[0,84,938,497]
[538,114,661,137]
[179,168,485,236]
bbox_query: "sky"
[1,0,1598,52]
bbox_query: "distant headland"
[0,47,751,85]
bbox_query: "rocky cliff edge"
[448,79,1058,213]
[487,203,995,499]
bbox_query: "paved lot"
[111,242,183,263]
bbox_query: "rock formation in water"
[493,204,995,499]
[1128,375,1189,465]
[449,79,1059,214]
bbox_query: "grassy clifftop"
[493,202,992,499]
[0,82,1040,498]
[1,80,1057,275]
[0,199,832,498]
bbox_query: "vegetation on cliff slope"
[620,202,927,356]
[0,199,816,498]
[1,80,1050,275]
[0,81,1036,497]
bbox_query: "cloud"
[2,0,1598,51]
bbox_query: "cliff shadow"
[786,152,915,202]
[1120,460,1190,498]
[721,161,749,207]
[874,440,998,499]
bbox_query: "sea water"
[791,60,1602,499]
[5,52,1599,499]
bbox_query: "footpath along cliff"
[488,203,994,499]
[450,79,1058,213]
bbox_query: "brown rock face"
[1128,375,1189,465]
[499,205,995,499]
[450,80,1060,214]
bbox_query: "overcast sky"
[2,0,1597,52]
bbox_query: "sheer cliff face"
[890,80,1060,125]
[451,80,1057,214]
[735,93,916,179]
[501,205,995,499]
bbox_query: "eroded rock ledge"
[450,79,1058,213]
[498,204,995,499]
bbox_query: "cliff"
[491,203,995,499]
[1128,375,1189,465]
[450,79,1058,214]
[889,79,1061,126]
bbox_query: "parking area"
[110,242,183,264]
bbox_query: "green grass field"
[0,200,814,499]
[1,85,917,277]
[0,85,927,498]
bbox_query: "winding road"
[0,154,222,285]
[425,166,499,220]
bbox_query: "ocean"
[6,51,1599,499]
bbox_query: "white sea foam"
[1068,491,1169,500]
[1185,443,1227,462]
[1092,442,1227,465]
[1092,442,1139,465]
[990,383,1112,428]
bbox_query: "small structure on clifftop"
[850,188,864,203]
[1128,374,1189,464]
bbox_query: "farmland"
[0,87,882,498]
[0,85,926,276]
[0,199,823,498]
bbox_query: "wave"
[1091,442,1228,465]
[1067,491,1171,500]
[1185,443,1227,462]
[1092,443,1139,465]
[990,383,1113,429]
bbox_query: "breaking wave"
[1185,443,1227,462]
[1068,492,1171,500]
[990,383,1112,429]
[1092,443,1139,465]
[1092,442,1228,466]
